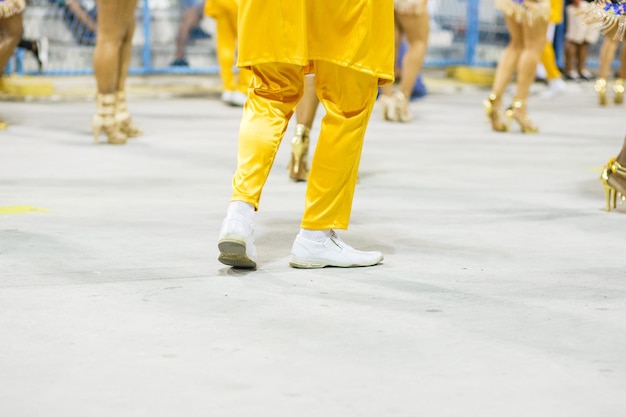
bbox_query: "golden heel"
[600,158,626,211]
[379,95,398,121]
[287,124,310,182]
[483,93,508,132]
[93,93,127,145]
[595,78,608,106]
[507,99,538,134]
[394,91,413,122]
[601,181,614,211]
[115,91,143,138]
[614,79,624,105]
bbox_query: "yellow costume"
[540,0,564,80]
[232,0,394,230]
[495,0,550,25]
[204,0,250,95]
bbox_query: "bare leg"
[113,1,142,137]
[616,137,626,165]
[173,5,203,62]
[484,15,523,132]
[619,44,626,79]
[577,42,589,74]
[506,16,547,133]
[92,0,137,144]
[598,35,619,80]
[94,0,136,94]
[490,16,524,100]
[564,40,576,75]
[395,11,429,99]
[513,17,549,101]
[379,22,403,121]
[295,75,320,128]
[288,75,319,181]
[380,22,402,98]
[66,0,97,34]
[0,13,23,128]
[0,13,23,74]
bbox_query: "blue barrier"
[7,0,604,76]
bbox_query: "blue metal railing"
[7,0,597,75]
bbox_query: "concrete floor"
[1,76,625,416]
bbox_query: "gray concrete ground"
[1,74,625,416]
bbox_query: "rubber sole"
[289,255,383,269]
[218,239,256,269]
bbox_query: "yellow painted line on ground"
[446,66,495,87]
[0,206,50,215]
[0,75,54,97]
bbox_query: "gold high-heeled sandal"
[287,123,310,182]
[483,93,508,132]
[379,94,398,122]
[0,116,8,130]
[115,91,143,138]
[600,157,626,211]
[613,79,624,105]
[93,93,127,145]
[595,78,608,106]
[394,91,413,122]
[505,99,538,134]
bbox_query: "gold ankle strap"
[511,99,526,109]
[294,124,310,139]
[609,158,626,176]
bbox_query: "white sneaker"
[566,70,580,81]
[221,91,233,104]
[579,69,594,81]
[35,37,48,73]
[218,213,257,269]
[539,78,566,99]
[289,230,383,268]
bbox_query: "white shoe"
[566,70,580,81]
[35,37,48,73]
[289,230,383,268]
[221,91,233,104]
[379,94,398,121]
[579,69,594,81]
[218,213,257,269]
[539,78,566,99]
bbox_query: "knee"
[508,41,523,54]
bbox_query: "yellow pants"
[232,61,379,230]
[541,42,561,80]
[206,0,251,93]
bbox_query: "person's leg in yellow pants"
[231,63,304,207]
[213,5,237,94]
[209,0,249,105]
[301,60,379,230]
[541,41,561,81]
[220,61,383,269]
[539,25,566,98]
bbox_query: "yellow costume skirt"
[582,0,626,41]
[495,0,550,25]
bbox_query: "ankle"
[227,201,255,222]
[298,228,332,242]
[488,92,501,107]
